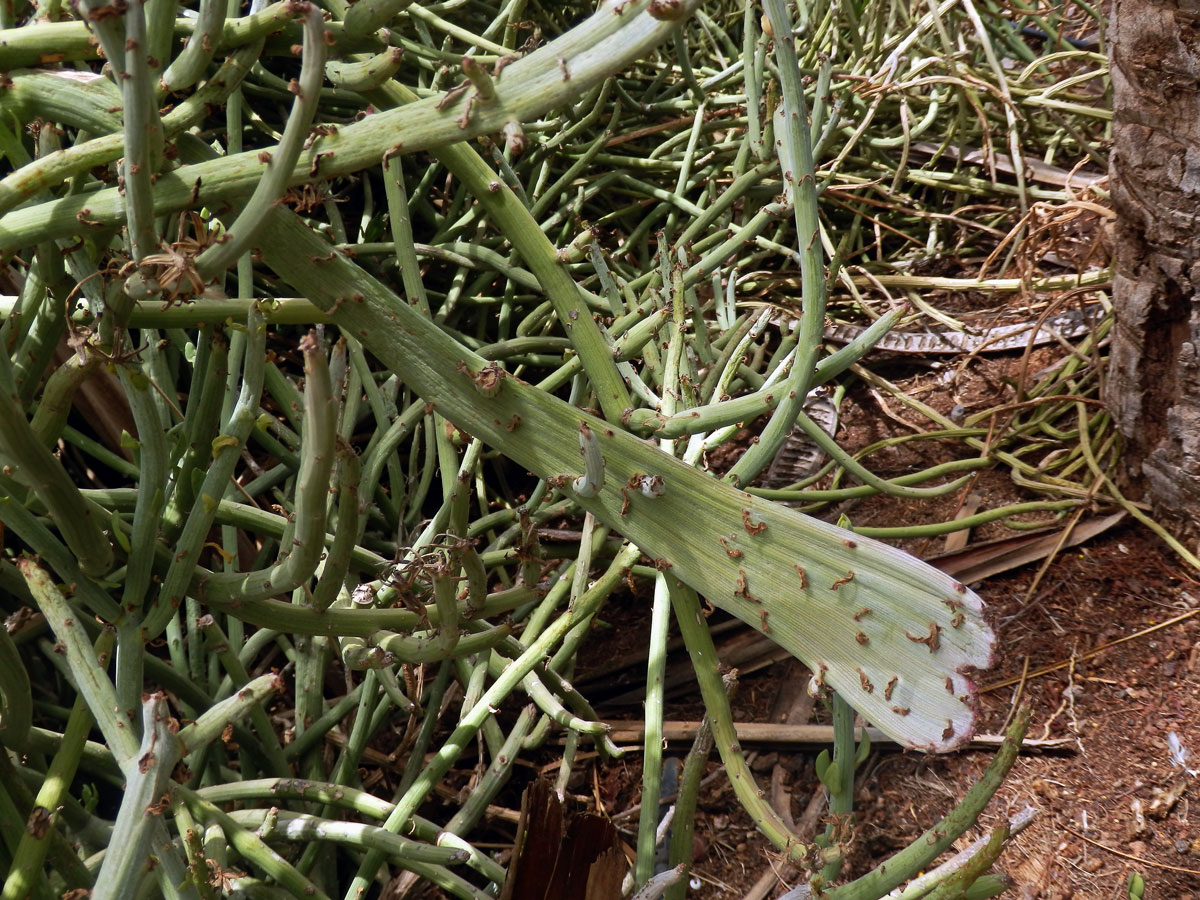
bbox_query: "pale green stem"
[343,0,413,37]
[817,693,857,882]
[161,0,227,93]
[224,808,469,865]
[327,46,405,89]
[18,558,138,763]
[195,617,290,775]
[0,359,112,577]
[179,788,332,900]
[91,696,181,900]
[310,441,364,611]
[667,574,808,861]
[117,363,168,613]
[824,709,1030,900]
[195,331,335,606]
[724,0,827,486]
[341,542,642,899]
[626,308,903,437]
[634,574,673,886]
[1,698,97,898]
[193,6,326,280]
[159,330,228,544]
[119,0,165,272]
[663,694,717,900]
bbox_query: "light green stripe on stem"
[179,787,332,900]
[635,574,673,886]
[223,808,468,866]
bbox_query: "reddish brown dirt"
[567,502,1200,900]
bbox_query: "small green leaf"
[211,434,240,457]
[855,730,871,766]
[110,511,131,553]
[814,748,830,782]
[818,760,842,792]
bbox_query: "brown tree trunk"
[1107,0,1200,525]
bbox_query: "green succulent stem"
[342,0,413,38]
[0,0,703,259]
[161,0,226,93]
[340,542,642,899]
[256,205,994,751]
[0,370,113,577]
[663,696,717,900]
[723,0,827,487]
[0,43,261,214]
[823,707,1030,900]
[0,626,31,752]
[90,696,181,900]
[668,574,808,861]
[635,574,673,885]
[118,0,165,274]
[195,330,335,606]
[194,6,326,280]
[149,306,266,638]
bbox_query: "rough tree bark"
[1108,0,1200,525]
